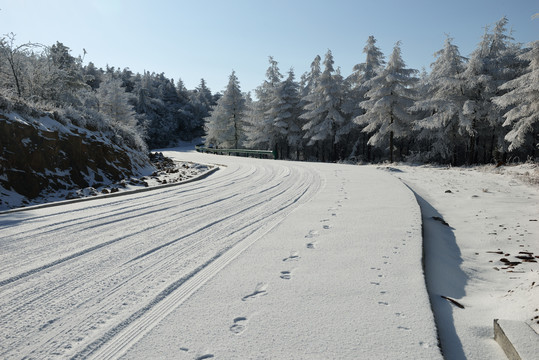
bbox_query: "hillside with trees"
[0,33,218,207]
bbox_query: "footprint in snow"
[305,230,319,238]
[398,326,411,331]
[283,251,300,262]
[280,271,292,280]
[242,282,268,301]
[230,317,248,335]
[323,224,331,230]
[306,241,317,249]
[378,301,389,306]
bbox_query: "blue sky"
[1,0,538,94]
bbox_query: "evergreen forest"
[1,16,537,165]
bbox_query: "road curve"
[0,151,322,359]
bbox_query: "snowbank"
[392,163,539,360]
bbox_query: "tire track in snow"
[78,179,317,359]
[0,155,320,359]
[0,165,267,284]
[0,165,257,275]
[0,163,269,313]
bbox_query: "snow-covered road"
[0,150,441,359]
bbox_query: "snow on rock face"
[0,111,150,209]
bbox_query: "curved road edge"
[0,166,220,215]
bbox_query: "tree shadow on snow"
[411,190,468,360]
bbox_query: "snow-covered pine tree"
[244,56,283,150]
[461,16,524,164]
[204,71,246,149]
[133,71,168,148]
[172,78,197,138]
[411,36,468,164]
[188,78,215,137]
[341,36,385,160]
[296,55,322,159]
[344,36,386,117]
[493,40,539,155]
[270,68,301,159]
[354,41,418,162]
[159,76,184,135]
[300,50,345,161]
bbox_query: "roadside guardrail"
[195,145,277,159]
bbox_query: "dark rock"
[0,115,147,200]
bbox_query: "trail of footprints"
[226,180,348,342]
[188,179,350,357]
[369,229,419,334]
[188,180,426,356]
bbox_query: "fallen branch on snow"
[441,295,465,309]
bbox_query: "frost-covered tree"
[159,76,186,135]
[355,42,418,162]
[344,36,386,117]
[0,33,38,98]
[83,61,104,90]
[300,50,345,161]
[132,72,167,147]
[341,36,385,159]
[270,68,301,158]
[96,74,137,129]
[205,71,246,149]
[244,56,283,149]
[41,42,88,106]
[412,36,468,164]
[493,40,539,154]
[188,78,215,137]
[461,16,524,163]
[299,55,322,108]
[296,55,322,158]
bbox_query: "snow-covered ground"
[0,147,537,359]
[391,163,539,360]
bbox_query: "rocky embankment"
[0,107,150,208]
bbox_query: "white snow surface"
[392,163,539,360]
[1,147,537,359]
